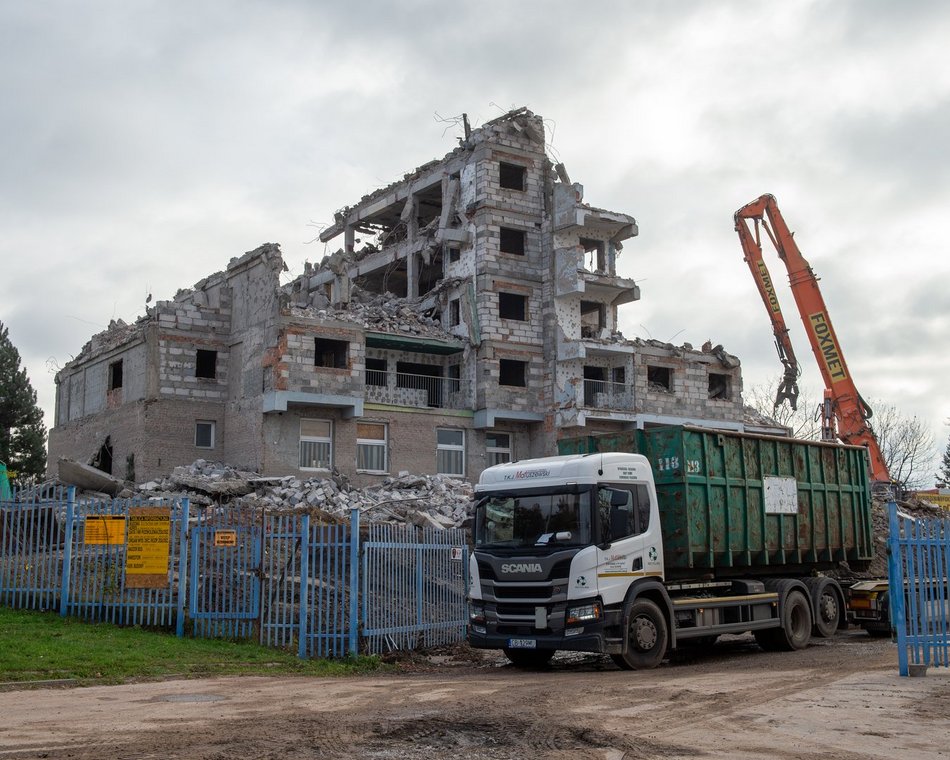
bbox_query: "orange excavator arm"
[734,193,890,483]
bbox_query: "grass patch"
[0,607,387,685]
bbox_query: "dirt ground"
[1,631,949,760]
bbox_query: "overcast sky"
[3,1,948,482]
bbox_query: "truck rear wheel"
[503,648,554,668]
[755,583,813,652]
[805,577,843,638]
[611,598,668,670]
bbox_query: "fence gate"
[189,508,262,639]
[362,523,468,654]
[888,501,950,675]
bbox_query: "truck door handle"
[632,557,643,571]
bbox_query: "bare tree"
[745,381,822,441]
[868,401,935,492]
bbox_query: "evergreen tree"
[938,430,950,487]
[0,321,47,481]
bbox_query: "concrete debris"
[57,458,129,497]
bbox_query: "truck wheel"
[775,589,813,650]
[611,598,668,670]
[805,577,843,638]
[503,648,555,668]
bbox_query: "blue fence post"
[176,497,190,638]
[348,508,360,657]
[297,514,311,659]
[887,500,908,676]
[59,487,76,618]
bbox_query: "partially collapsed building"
[49,108,776,485]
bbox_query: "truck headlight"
[566,601,602,625]
[469,600,486,626]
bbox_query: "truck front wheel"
[612,598,668,670]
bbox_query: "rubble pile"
[133,460,473,529]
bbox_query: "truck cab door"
[594,484,661,606]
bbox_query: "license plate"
[507,638,536,649]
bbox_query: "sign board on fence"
[451,547,465,561]
[84,515,126,545]
[124,507,171,589]
[214,530,237,547]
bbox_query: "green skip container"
[558,426,873,578]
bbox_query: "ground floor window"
[485,431,511,467]
[299,419,332,469]
[357,422,388,473]
[195,420,215,449]
[437,428,465,476]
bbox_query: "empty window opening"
[498,292,527,321]
[125,453,135,482]
[314,337,348,369]
[397,361,443,407]
[108,360,123,390]
[580,300,606,337]
[612,366,626,385]
[354,258,408,298]
[448,298,461,327]
[447,246,461,263]
[499,162,526,191]
[437,428,465,476]
[499,359,527,387]
[708,372,731,400]
[583,365,606,405]
[417,248,443,296]
[91,436,113,475]
[195,420,215,449]
[647,365,672,392]
[486,431,512,467]
[447,363,461,394]
[196,349,217,379]
[366,357,387,387]
[299,419,332,470]
[499,227,526,256]
[357,422,388,473]
[581,238,607,272]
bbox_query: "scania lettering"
[467,425,873,669]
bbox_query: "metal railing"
[583,379,634,410]
[364,370,468,409]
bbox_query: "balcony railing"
[364,371,468,410]
[583,379,634,410]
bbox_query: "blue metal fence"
[1,489,467,658]
[888,501,950,675]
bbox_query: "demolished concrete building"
[49,107,780,486]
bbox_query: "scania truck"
[466,425,873,668]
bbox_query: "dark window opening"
[108,360,123,390]
[499,227,526,256]
[366,357,387,386]
[583,365,605,405]
[647,365,672,391]
[91,436,113,475]
[314,338,348,369]
[499,162,526,191]
[580,300,606,337]
[414,183,443,230]
[448,363,461,394]
[498,292,527,321]
[449,298,461,327]
[581,237,607,272]
[196,349,217,379]
[499,359,527,387]
[418,248,443,296]
[397,361,443,406]
[448,247,461,263]
[708,372,731,400]
[612,366,626,385]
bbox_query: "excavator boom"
[735,194,890,483]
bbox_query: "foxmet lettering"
[756,261,781,313]
[808,312,848,381]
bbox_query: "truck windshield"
[474,488,592,549]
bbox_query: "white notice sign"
[764,476,798,514]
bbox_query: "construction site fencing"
[0,489,468,659]
[888,501,950,675]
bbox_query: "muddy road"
[2,631,949,760]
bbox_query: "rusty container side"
[558,425,873,577]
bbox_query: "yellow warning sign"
[914,493,950,510]
[214,530,237,547]
[124,507,171,589]
[84,515,126,545]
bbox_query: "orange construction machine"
[734,193,890,484]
